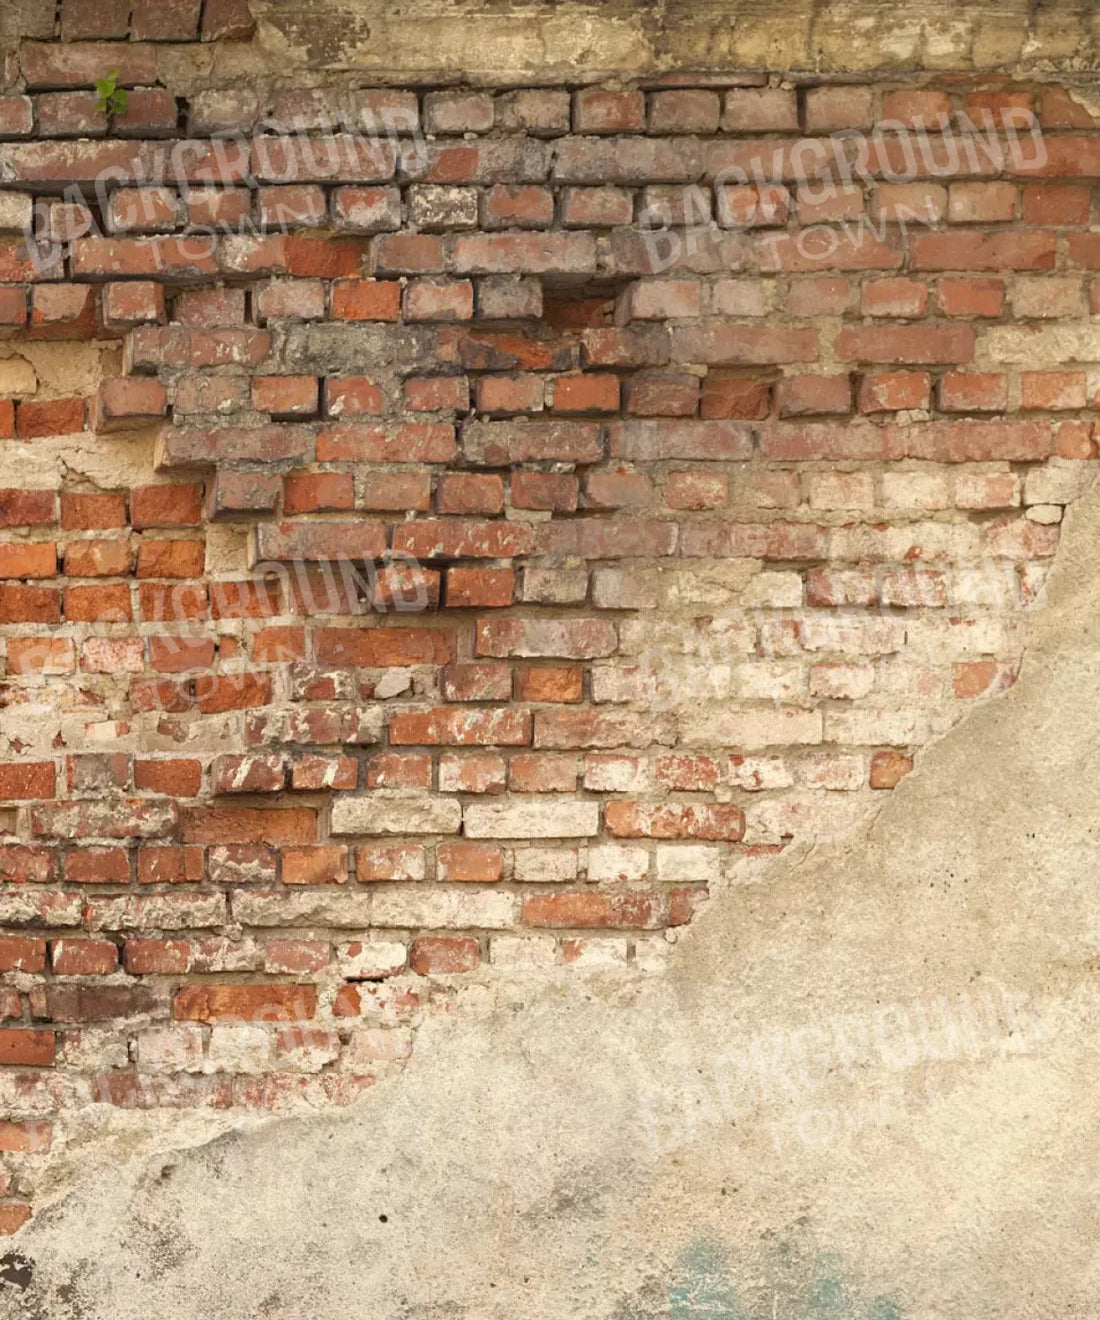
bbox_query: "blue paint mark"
[668,1237,746,1319]
[665,1232,901,1319]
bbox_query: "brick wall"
[0,4,1097,1230]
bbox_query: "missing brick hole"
[541,277,634,332]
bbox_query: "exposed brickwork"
[0,17,1097,1228]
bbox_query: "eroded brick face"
[0,26,1097,1226]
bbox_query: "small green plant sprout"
[94,71,127,121]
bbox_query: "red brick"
[312,626,453,667]
[1021,372,1087,411]
[0,584,59,624]
[195,673,272,714]
[331,278,402,321]
[174,984,317,1022]
[625,372,699,417]
[549,373,620,414]
[355,845,425,883]
[282,846,348,886]
[29,285,96,340]
[700,374,771,420]
[573,89,645,133]
[136,539,205,578]
[857,371,931,413]
[0,1205,32,1234]
[911,231,1056,271]
[52,939,119,975]
[483,185,554,228]
[124,939,191,974]
[0,1029,55,1067]
[605,801,745,840]
[0,938,46,973]
[202,0,256,39]
[1022,185,1091,226]
[522,892,657,930]
[445,567,515,608]
[7,637,73,673]
[881,88,951,127]
[585,472,653,508]
[936,277,1005,316]
[438,474,504,515]
[442,663,512,702]
[213,753,286,795]
[870,750,913,789]
[359,472,432,513]
[0,1120,51,1153]
[835,325,975,364]
[561,186,634,227]
[63,539,131,577]
[367,753,431,791]
[16,399,85,439]
[283,471,354,515]
[515,667,583,703]
[665,471,728,509]
[94,378,167,433]
[777,374,851,417]
[64,583,131,622]
[938,373,1008,412]
[251,376,318,418]
[404,277,474,322]
[409,936,480,975]
[476,373,544,414]
[64,847,130,883]
[373,234,445,274]
[324,376,381,418]
[509,472,579,512]
[389,707,530,746]
[861,277,928,318]
[1,542,58,579]
[130,485,203,530]
[436,843,503,882]
[405,376,469,412]
[0,489,54,527]
[948,182,1017,223]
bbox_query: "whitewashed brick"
[586,844,649,882]
[331,796,463,835]
[371,887,518,930]
[654,844,721,882]
[513,847,578,882]
[463,800,600,838]
[490,935,558,968]
[335,940,408,978]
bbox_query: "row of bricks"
[4,64,1097,136]
[11,274,1100,351]
[0,80,1083,141]
[19,179,1100,241]
[9,132,1100,192]
[0,734,940,803]
[0,883,708,936]
[0,461,1075,541]
[0,506,1064,577]
[149,419,1098,474]
[0,559,1046,644]
[11,228,1100,285]
[0,834,782,890]
[0,645,1025,715]
[18,0,251,50]
[4,375,1100,460]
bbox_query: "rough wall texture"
[0,0,1099,1312]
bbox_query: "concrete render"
[1,479,1097,1316]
